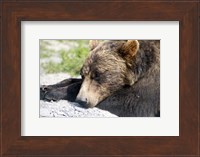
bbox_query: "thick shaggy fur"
[96,40,160,116]
[76,40,159,110]
[40,40,160,117]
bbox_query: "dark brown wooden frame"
[1,0,199,156]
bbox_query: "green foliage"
[40,40,53,58]
[40,40,90,77]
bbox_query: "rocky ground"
[40,73,118,118]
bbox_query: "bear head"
[76,40,141,108]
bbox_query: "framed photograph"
[1,1,199,156]
[21,21,178,136]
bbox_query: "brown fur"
[76,40,160,108]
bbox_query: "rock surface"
[40,100,117,118]
[40,73,118,118]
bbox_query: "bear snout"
[75,97,88,108]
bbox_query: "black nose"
[75,98,88,108]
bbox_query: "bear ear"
[120,40,139,62]
[89,40,100,50]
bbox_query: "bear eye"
[80,70,85,79]
[81,75,85,79]
[91,71,100,81]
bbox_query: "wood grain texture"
[1,1,199,157]
[0,1,2,156]
[198,2,200,156]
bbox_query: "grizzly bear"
[40,40,160,117]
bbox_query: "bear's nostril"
[75,98,88,108]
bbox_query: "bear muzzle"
[75,97,89,108]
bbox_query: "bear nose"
[75,97,88,108]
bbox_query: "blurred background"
[40,40,90,78]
